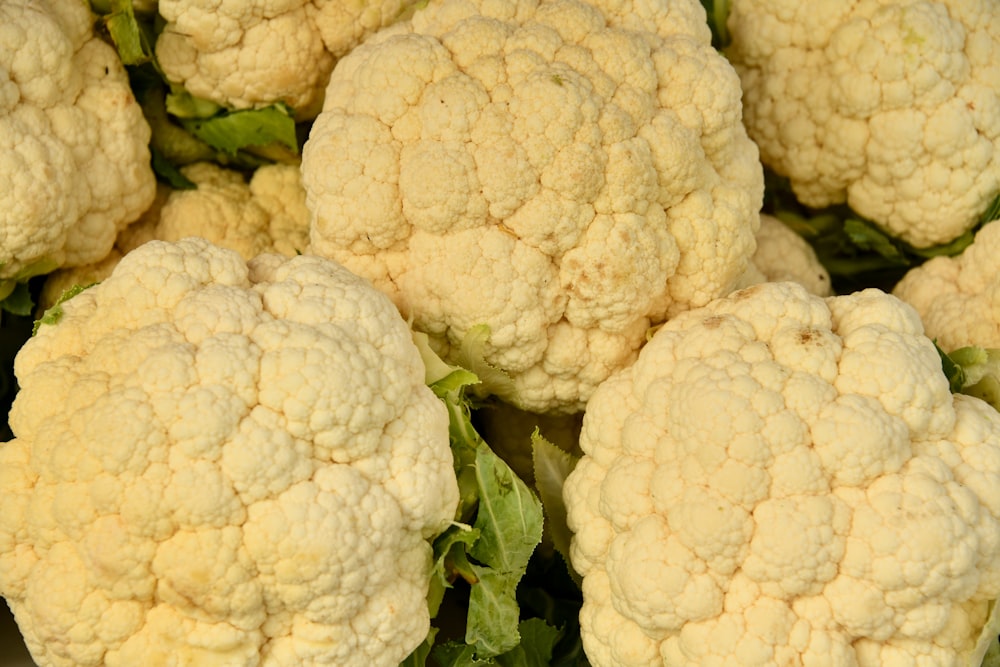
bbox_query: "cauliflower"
[893,219,1000,351]
[0,0,156,284]
[0,238,459,666]
[37,162,311,311]
[302,0,765,414]
[155,0,427,118]
[563,281,1000,666]
[736,213,833,296]
[723,0,1000,248]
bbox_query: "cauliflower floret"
[893,219,1000,351]
[564,281,1000,666]
[154,0,427,118]
[0,0,156,281]
[0,238,459,667]
[302,0,764,413]
[724,0,1000,248]
[38,162,311,311]
[736,213,834,296]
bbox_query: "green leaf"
[430,524,482,615]
[32,284,92,336]
[939,346,1000,412]
[470,446,544,576]
[842,218,908,264]
[465,564,522,656]
[978,193,1000,226]
[495,619,562,667]
[416,330,544,663]
[936,341,967,394]
[165,88,225,119]
[531,431,581,583]
[150,147,197,189]
[179,105,299,156]
[432,642,495,667]
[699,0,731,49]
[453,325,519,404]
[906,226,976,259]
[91,0,154,66]
[0,282,33,317]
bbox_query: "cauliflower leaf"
[941,346,1000,413]
[410,332,545,662]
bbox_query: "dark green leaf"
[150,148,197,189]
[494,619,562,667]
[432,642,494,667]
[699,0,731,49]
[978,193,1000,226]
[0,282,33,317]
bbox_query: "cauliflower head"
[302,0,765,414]
[37,162,311,312]
[893,219,1000,351]
[155,0,426,118]
[724,0,1000,248]
[0,238,459,667]
[0,0,156,281]
[563,281,1000,666]
[736,213,833,296]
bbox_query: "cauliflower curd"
[302,0,765,414]
[564,281,1000,666]
[155,0,427,118]
[0,238,459,667]
[0,0,156,282]
[894,219,1000,351]
[724,0,1000,248]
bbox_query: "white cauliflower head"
[155,0,426,118]
[302,0,764,413]
[0,238,459,667]
[0,0,156,281]
[724,0,1000,248]
[736,213,833,296]
[893,218,1000,351]
[564,281,1000,666]
[37,162,311,312]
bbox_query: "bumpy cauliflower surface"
[303,0,764,414]
[0,0,156,281]
[724,0,1000,248]
[155,0,426,117]
[0,238,459,667]
[893,219,1000,350]
[736,213,833,296]
[37,162,311,311]
[564,281,1000,666]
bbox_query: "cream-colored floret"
[563,281,1000,666]
[38,162,311,311]
[155,0,426,118]
[736,213,833,295]
[0,238,459,667]
[893,219,1000,350]
[725,0,1000,248]
[0,0,156,281]
[302,0,764,413]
